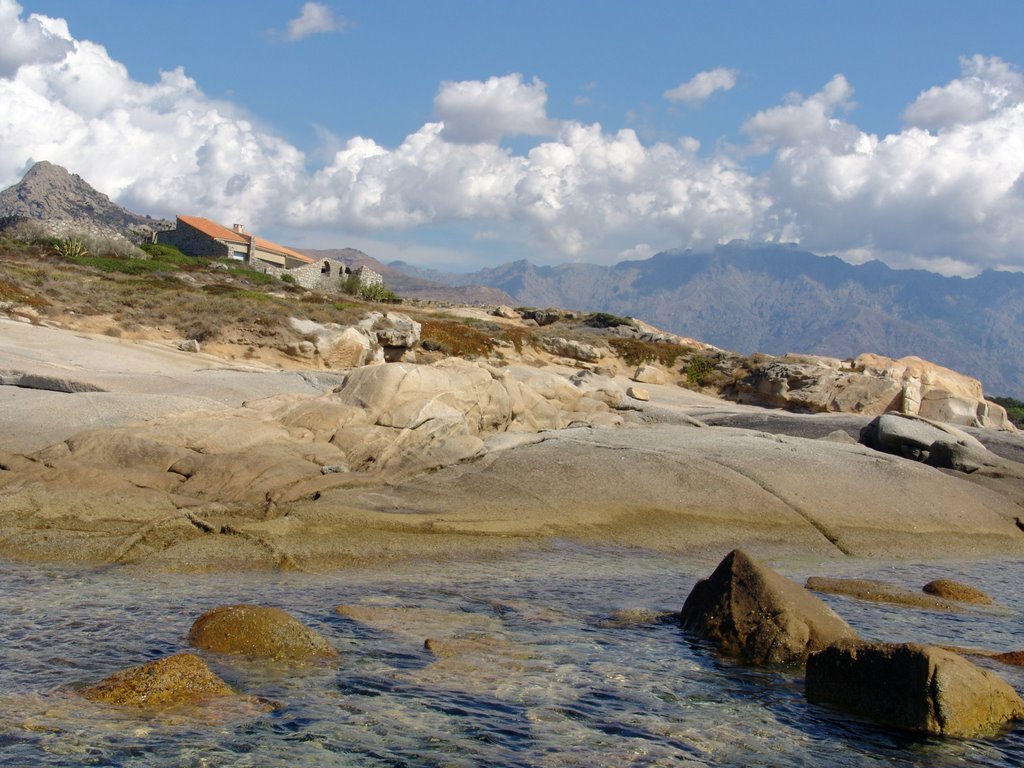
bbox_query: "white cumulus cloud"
[0,0,73,76]
[434,74,558,144]
[752,58,1024,274]
[286,2,344,42]
[903,54,1024,131]
[742,74,857,151]
[664,67,738,105]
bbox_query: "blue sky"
[3,1,1024,274]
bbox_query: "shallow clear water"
[0,545,1021,767]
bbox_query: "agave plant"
[55,237,89,260]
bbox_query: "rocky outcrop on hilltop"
[729,353,1013,430]
[0,160,171,241]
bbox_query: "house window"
[321,262,331,274]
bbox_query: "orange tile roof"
[178,215,248,244]
[176,215,313,263]
[251,236,314,263]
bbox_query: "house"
[156,215,314,269]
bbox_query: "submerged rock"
[922,578,994,605]
[680,549,859,665]
[806,641,1024,737]
[188,604,338,661]
[80,653,234,708]
[805,577,964,612]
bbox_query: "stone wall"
[261,258,384,294]
[156,220,235,259]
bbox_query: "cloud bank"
[2,0,1024,276]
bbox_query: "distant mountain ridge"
[390,242,1024,397]
[0,161,171,240]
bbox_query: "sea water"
[0,546,1021,767]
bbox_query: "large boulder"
[680,549,859,665]
[362,311,421,348]
[80,653,234,708]
[733,353,1014,429]
[855,353,1013,429]
[187,604,338,661]
[540,336,604,363]
[860,412,987,462]
[733,357,902,415]
[806,642,1024,737]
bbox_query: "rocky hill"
[0,161,170,241]
[390,242,1024,397]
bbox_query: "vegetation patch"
[0,278,47,307]
[685,355,715,385]
[990,396,1024,428]
[501,326,536,354]
[420,318,494,357]
[68,254,180,275]
[607,337,686,368]
[584,312,634,328]
[139,242,198,267]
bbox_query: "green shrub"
[685,355,715,385]
[139,242,193,265]
[358,282,399,303]
[280,273,296,284]
[584,312,634,328]
[990,396,1024,428]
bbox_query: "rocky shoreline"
[2,314,1024,571]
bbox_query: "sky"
[2,0,1024,275]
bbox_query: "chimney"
[232,223,245,233]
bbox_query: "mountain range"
[3,161,1021,397]
[390,243,1024,397]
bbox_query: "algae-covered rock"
[188,604,337,661]
[80,653,234,708]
